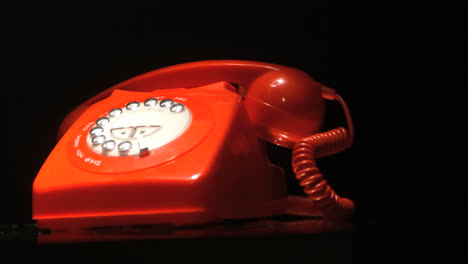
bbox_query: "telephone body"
[33,60,355,238]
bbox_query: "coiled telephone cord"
[289,91,355,219]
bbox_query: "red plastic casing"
[33,60,330,242]
[33,82,287,237]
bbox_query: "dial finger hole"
[126,101,140,111]
[102,140,116,151]
[118,141,132,152]
[91,135,105,144]
[144,98,158,107]
[170,103,185,113]
[160,99,173,108]
[96,117,110,126]
[90,126,104,136]
[109,108,123,117]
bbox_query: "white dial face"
[87,98,191,157]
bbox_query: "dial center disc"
[86,98,191,157]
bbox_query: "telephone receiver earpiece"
[59,60,325,148]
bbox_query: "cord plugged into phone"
[32,60,355,243]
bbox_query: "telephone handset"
[33,60,355,236]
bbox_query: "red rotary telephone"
[33,60,355,240]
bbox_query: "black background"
[2,4,467,263]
